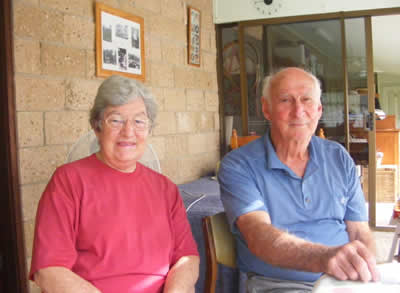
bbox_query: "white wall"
[213,0,400,23]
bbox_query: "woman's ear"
[93,122,102,138]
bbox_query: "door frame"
[230,7,400,230]
[0,0,28,291]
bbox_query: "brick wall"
[12,0,219,291]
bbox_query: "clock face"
[250,0,283,16]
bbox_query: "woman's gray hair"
[261,67,322,105]
[90,75,158,131]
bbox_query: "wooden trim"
[341,18,350,151]
[372,226,397,232]
[237,7,400,27]
[95,3,145,81]
[216,25,226,154]
[238,24,249,135]
[365,16,378,228]
[0,0,28,292]
[202,217,218,293]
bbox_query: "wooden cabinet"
[376,129,400,166]
[362,167,398,202]
[373,116,400,203]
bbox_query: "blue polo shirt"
[218,133,367,282]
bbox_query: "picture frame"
[95,3,145,81]
[187,6,201,66]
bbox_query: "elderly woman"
[29,75,200,293]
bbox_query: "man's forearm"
[164,255,200,293]
[238,211,331,272]
[246,221,331,273]
[34,266,101,293]
[238,212,378,282]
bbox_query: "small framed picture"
[187,6,201,66]
[95,3,145,81]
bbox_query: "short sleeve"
[343,152,368,222]
[29,167,79,280]
[169,184,199,265]
[218,154,268,233]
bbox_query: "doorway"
[218,8,400,230]
[372,14,400,228]
[0,0,28,291]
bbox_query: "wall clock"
[250,0,284,16]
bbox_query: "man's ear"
[261,97,271,120]
[317,103,323,120]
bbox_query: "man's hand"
[237,211,379,283]
[324,240,379,282]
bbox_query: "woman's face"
[95,98,149,172]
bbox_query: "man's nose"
[293,100,305,116]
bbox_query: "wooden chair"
[230,129,260,149]
[202,212,236,293]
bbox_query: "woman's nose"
[120,119,136,136]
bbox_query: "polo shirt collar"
[264,131,319,177]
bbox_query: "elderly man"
[218,67,378,292]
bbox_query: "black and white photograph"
[131,27,140,49]
[103,48,116,65]
[118,48,127,70]
[128,53,140,69]
[115,23,129,40]
[102,24,112,42]
[188,6,201,66]
[96,3,145,80]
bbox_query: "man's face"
[262,69,322,143]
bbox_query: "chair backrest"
[202,212,236,293]
[230,129,260,150]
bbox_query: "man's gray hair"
[261,67,322,104]
[90,75,158,131]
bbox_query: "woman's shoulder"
[139,163,177,187]
[50,155,102,184]
[57,154,97,172]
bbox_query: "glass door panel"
[220,25,240,152]
[241,25,265,136]
[346,18,369,164]
[372,15,400,228]
[344,18,370,219]
[242,20,345,144]
[232,13,400,230]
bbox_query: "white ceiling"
[372,15,400,75]
[213,0,400,24]
[280,16,400,77]
[213,0,400,76]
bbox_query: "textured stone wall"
[12,0,219,291]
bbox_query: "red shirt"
[30,154,198,292]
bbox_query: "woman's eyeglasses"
[103,114,150,132]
